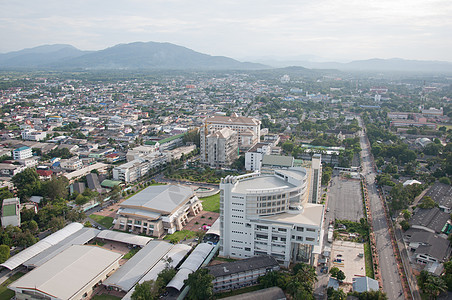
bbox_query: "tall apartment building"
[219,168,324,267]
[205,128,238,168]
[310,154,322,204]
[201,114,261,165]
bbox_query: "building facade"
[205,128,238,168]
[113,185,203,237]
[245,143,272,171]
[200,113,261,163]
[219,168,324,267]
[206,256,280,293]
[13,146,32,160]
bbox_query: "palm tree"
[424,275,447,299]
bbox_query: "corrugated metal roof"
[24,228,100,268]
[121,185,194,214]
[103,240,173,292]
[122,244,191,300]
[9,245,122,299]
[97,230,152,247]
[167,243,214,291]
[0,222,84,270]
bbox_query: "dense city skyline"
[1,0,452,62]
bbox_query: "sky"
[1,0,452,62]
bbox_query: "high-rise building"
[310,154,322,204]
[219,168,324,267]
[200,114,261,165]
[205,128,238,168]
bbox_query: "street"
[358,120,405,300]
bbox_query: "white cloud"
[0,0,451,61]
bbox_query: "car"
[326,208,330,212]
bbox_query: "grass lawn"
[123,248,140,259]
[89,214,114,228]
[164,230,196,243]
[0,272,25,300]
[215,285,262,298]
[364,241,375,278]
[91,295,122,300]
[200,193,220,213]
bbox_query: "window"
[296,236,303,241]
[296,227,304,232]
[245,247,251,251]
[306,228,316,232]
[306,237,315,241]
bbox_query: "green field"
[200,193,220,213]
[164,230,196,243]
[0,272,25,300]
[89,214,114,228]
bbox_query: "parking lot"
[327,173,364,222]
[331,240,366,284]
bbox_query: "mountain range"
[0,42,265,70]
[0,42,451,73]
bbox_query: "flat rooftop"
[261,203,324,227]
[2,204,17,217]
[233,175,295,194]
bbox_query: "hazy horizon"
[1,0,451,62]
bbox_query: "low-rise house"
[407,231,451,264]
[206,256,279,293]
[352,276,380,293]
[409,207,450,234]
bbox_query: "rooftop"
[261,203,324,227]
[232,175,295,194]
[262,155,294,167]
[206,255,278,278]
[425,182,452,210]
[9,245,121,299]
[121,184,194,214]
[410,207,450,233]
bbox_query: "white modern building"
[310,154,322,204]
[245,143,272,171]
[21,129,47,141]
[204,128,238,168]
[13,146,32,160]
[113,158,150,183]
[219,168,324,267]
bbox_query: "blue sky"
[1,0,451,61]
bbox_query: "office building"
[205,128,238,168]
[219,168,324,267]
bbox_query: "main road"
[358,118,405,300]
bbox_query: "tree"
[424,275,447,299]
[42,176,69,201]
[327,287,346,300]
[419,196,438,209]
[155,267,176,294]
[0,244,10,263]
[439,177,451,185]
[402,209,412,220]
[336,270,345,282]
[48,216,65,232]
[399,220,410,231]
[258,270,281,288]
[131,280,158,300]
[185,268,214,300]
[12,168,41,199]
